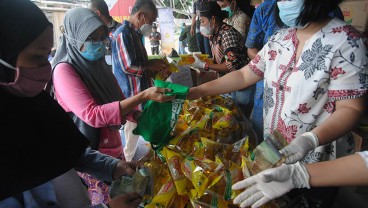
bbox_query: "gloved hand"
[232,162,310,208]
[280,132,319,164]
[191,55,206,70]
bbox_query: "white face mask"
[140,15,153,37]
[200,21,212,36]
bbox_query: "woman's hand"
[232,163,310,208]
[141,87,175,103]
[280,132,319,164]
[113,161,137,180]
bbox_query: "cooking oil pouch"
[170,194,190,208]
[133,80,189,150]
[145,178,177,208]
[211,157,242,201]
[162,147,188,195]
[155,58,180,81]
[190,192,228,208]
[200,137,224,161]
[169,127,201,155]
[181,156,210,197]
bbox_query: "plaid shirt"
[210,23,248,74]
[112,20,151,110]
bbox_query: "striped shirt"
[112,20,151,110]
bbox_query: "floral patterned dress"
[248,18,368,163]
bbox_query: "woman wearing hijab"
[188,0,367,206]
[51,7,174,205]
[191,2,256,119]
[0,0,88,200]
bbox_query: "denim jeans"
[251,80,264,143]
[231,85,256,119]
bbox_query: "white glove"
[191,55,206,70]
[232,162,310,208]
[280,132,319,164]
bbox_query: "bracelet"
[204,63,209,71]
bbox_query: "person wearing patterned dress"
[191,1,256,119]
[188,0,368,207]
[216,0,254,39]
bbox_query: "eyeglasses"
[86,37,110,45]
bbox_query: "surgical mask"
[0,59,51,97]
[277,0,305,28]
[140,15,153,37]
[222,6,234,18]
[200,21,212,36]
[80,40,106,61]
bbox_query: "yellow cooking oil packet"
[190,192,229,208]
[181,156,210,198]
[169,127,201,155]
[161,147,188,195]
[155,58,179,81]
[145,178,177,208]
[200,137,224,161]
[210,156,242,201]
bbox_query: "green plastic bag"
[133,80,189,149]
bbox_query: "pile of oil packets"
[111,95,288,208]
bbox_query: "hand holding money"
[113,161,137,180]
[280,132,319,164]
[110,167,152,198]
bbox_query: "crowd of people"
[0,0,367,208]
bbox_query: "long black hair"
[200,1,229,23]
[275,0,344,27]
[237,0,255,19]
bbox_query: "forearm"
[208,63,228,73]
[189,65,261,99]
[75,148,119,182]
[119,92,146,117]
[312,97,366,145]
[306,154,368,187]
[247,48,259,60]
[191,15,196,28]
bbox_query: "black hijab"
[0,0,89,200]
[0,0,51,66]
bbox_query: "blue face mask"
[277,0,305,28]
[80,41,106,61]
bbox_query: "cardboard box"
[339,0,368,32]
[190,67,219,86]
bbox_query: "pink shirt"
[53,63,124,158]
